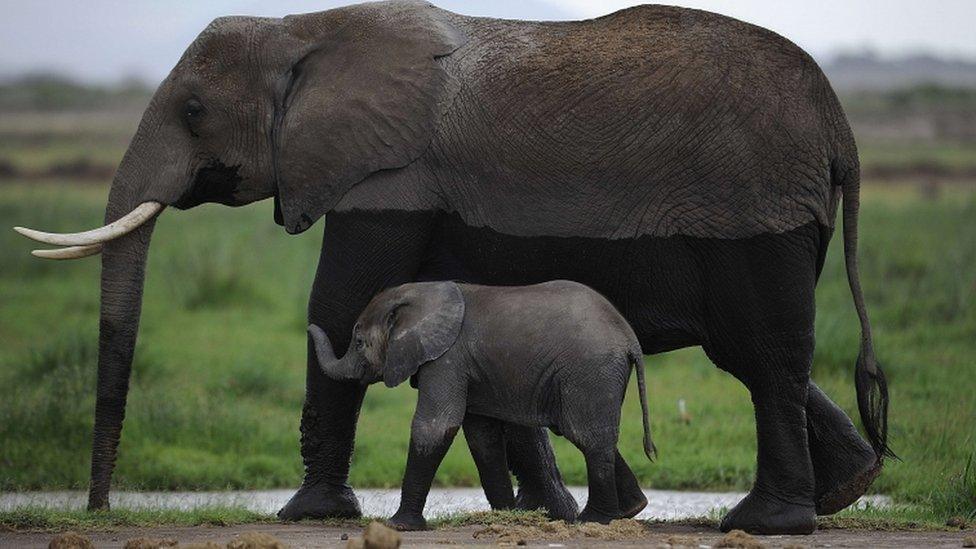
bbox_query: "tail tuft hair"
[854,347,896,459]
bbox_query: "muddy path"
[4,522,972,548]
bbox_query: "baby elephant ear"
[384,282,464,388]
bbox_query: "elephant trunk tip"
[308,323,337,364]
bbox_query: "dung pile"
[226,532,288,549]
[579,519,651,540]
[346,521,402,549]
[662,534,702,547]
[473,519,650,544]
[48,531,94,549]
[715,529,765,548]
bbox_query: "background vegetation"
[0,76,973,523]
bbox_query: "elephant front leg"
[390,376,467,531]
[388,424,459,531]
[276,372,366,520]
[278,210,438,521]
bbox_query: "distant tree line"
[0,73,151,112]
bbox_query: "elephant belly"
[419,211,827,354]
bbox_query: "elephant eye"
[184,98,205,119]
[183,99,206,137]
[355,334,365,350]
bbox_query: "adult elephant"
[15,0,890,534]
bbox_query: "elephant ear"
[384,282,464,388]
[274,1,466,234]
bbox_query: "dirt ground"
[3,522,974,549]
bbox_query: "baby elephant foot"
[515,487,578,521]
[720,491,816,535]
[577,505,618,524]
[387,510,428,531]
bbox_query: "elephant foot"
[577,505,617,524]
[720,491,816,535]
[807,382,883,515]
[277,482,361,521]
[618,489,648,519]
[514,482,579,521]
[387,510,428,531]
[816,457,882,515]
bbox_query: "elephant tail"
[630,350,657,462]
[837,159,895,460]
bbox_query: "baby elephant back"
[462,280,641,363]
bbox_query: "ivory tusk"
[13,201,163,246]
[31,243,104,260]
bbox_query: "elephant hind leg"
[807,382,882,515]
[698,222,822,534]
[704,327,818,534]
[577,445,621,523]
[561,396,627,523]
[505,424,579,521]
[718,365,817,535]
[463,414,516,510]
[614,450,647,518]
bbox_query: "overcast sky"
[2,0,974,83]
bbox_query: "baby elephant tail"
[631,350,657,462]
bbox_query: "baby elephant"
[309,280,655,530]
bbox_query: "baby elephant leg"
[577,445,621,523]
[463,414,516,510]
[389,422,459,531]
[389,377,466,532]
[505,425,579,520]
[614,450,647,518]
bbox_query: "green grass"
[0,181,974,523]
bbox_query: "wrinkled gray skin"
[60,0,888,536]
[310,280,656,530]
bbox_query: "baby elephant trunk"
[308,324,362,382]
[631,350,657,461]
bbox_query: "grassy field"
[0,180,974,524]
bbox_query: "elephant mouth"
[172,160,243,209]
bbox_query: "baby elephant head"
[309,281,465,388]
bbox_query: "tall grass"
[934,452,976,519]
[161,243,262,310]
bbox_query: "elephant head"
[311,281,465,388]
[12,1,465,510]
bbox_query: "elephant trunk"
[308,324,362,382]
[87,181,158,510]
